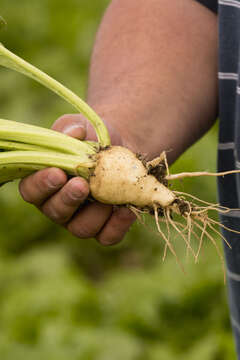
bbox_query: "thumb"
[52,114,97,141]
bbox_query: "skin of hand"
[19,0,218,245]
[19,115,136,246]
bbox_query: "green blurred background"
[0,1,236,359]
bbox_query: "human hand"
[19,114,136,246]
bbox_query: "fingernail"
[47,172,64,188]
[62,123,85,135]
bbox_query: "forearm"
[87,0,218,162]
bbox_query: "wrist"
[89,103,157,159]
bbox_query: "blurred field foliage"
[0,1,236,359]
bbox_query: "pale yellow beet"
[90,146,176,208]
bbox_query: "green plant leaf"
[0,43,111,148]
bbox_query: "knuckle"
[61,193,83,207]
[37,174,50,192]
[42,169,66,190]
[42,203,67,225]
[61,179,88,206]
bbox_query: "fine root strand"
[206,219,232,249]
[186,214,193,259]
[161,151,170,177]
[193,219,226,283]
[166,169,240,181]
[208,217,240,235]
[195,218,207,263]
[153,205,185,273]
[166,209,197,262]
[173,191,223,208]
[163,209,170,262]
[128,205,146,225]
